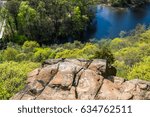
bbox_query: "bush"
[0,51,3,62]
[139,30,150,43]
[0,61,40,99]
[22,41,40,53]
[110,38,131,52]
[55,43,98,59]
[62,41,84,49]
[55,49,75,59]
[16,53,28,61]
[114,47,143,66]
[113,60,130,78]
[135,42,150,56]
[49,50,56,59]
[93,47,115,64]
[2,47,19,61]
[127,56,150,81]
[33,48,52,62]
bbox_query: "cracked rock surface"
[11,59,150,100]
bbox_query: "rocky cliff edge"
[11,59,150,100]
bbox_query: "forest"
[0,0,97,44]
[0,0,150,99]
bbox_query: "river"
[89,4,150,39]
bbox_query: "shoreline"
[99,2,150,9]
[99,3,127,10]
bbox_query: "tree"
[2,0,96,44]
[17,1,38,38]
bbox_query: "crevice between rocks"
[34,64,60,100]
[72,60,93,99]
[94,78,105,99]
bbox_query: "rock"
[29,81,44,94]
[138,83,148,90]
[76,69,103,100]
[36,86,76,100]
[49,61,82,89]
[113,77,125,85]
[21,94,35,100]
[10,91,25,100]
[11,59,150,100]
[120,79,150,100]
[108,76,125,85]
[27,68,40,84]
[36,64,59,86]
[122,82,136,92]
[97,79,121,100]
[88,59,106,75]
[145,91,150,99]
[119,93,133,100]
[65,59,87,67]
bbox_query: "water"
[90,4,150,39]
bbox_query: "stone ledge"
[11,59,150,100]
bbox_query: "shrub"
[55,48,82,59]
[0,51,3,62]
[62,41,84,49]
[127,56,150,81]
[22,41,40,53]
[0,61,40,99]
[16,53,28,61]
[135,42,150,56]
[55,43,98,59]
[55,49,74,59]
[2,47,19,61]
[114,47,143,66]
[110,38,131,52]
[33,47,52,62]
[139,30,150,43]
[113,60,130,78]
[49,50,56,59]
[93,47,115,64]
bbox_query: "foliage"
[0,27,150,100]
[0,0,150,100]
[2,47,19,61]
[93,47,114,64]
[55,43,98,59]
[110,38,131,52]
[1,0,96,44]
[0,61,40,99]
[16,53,28,62]
[127,57,150,81]
[110,0,126,7]
[139,30,150,43]
[113,60,130,78]
[33,47,52,62]
[106,0,148,7]
[112,29,150,80]
[22,41,40,53]
[114,47,144,66]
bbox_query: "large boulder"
[11,59,150,100]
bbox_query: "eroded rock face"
[11,59,150,100]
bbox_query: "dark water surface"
[90,4,150,39]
